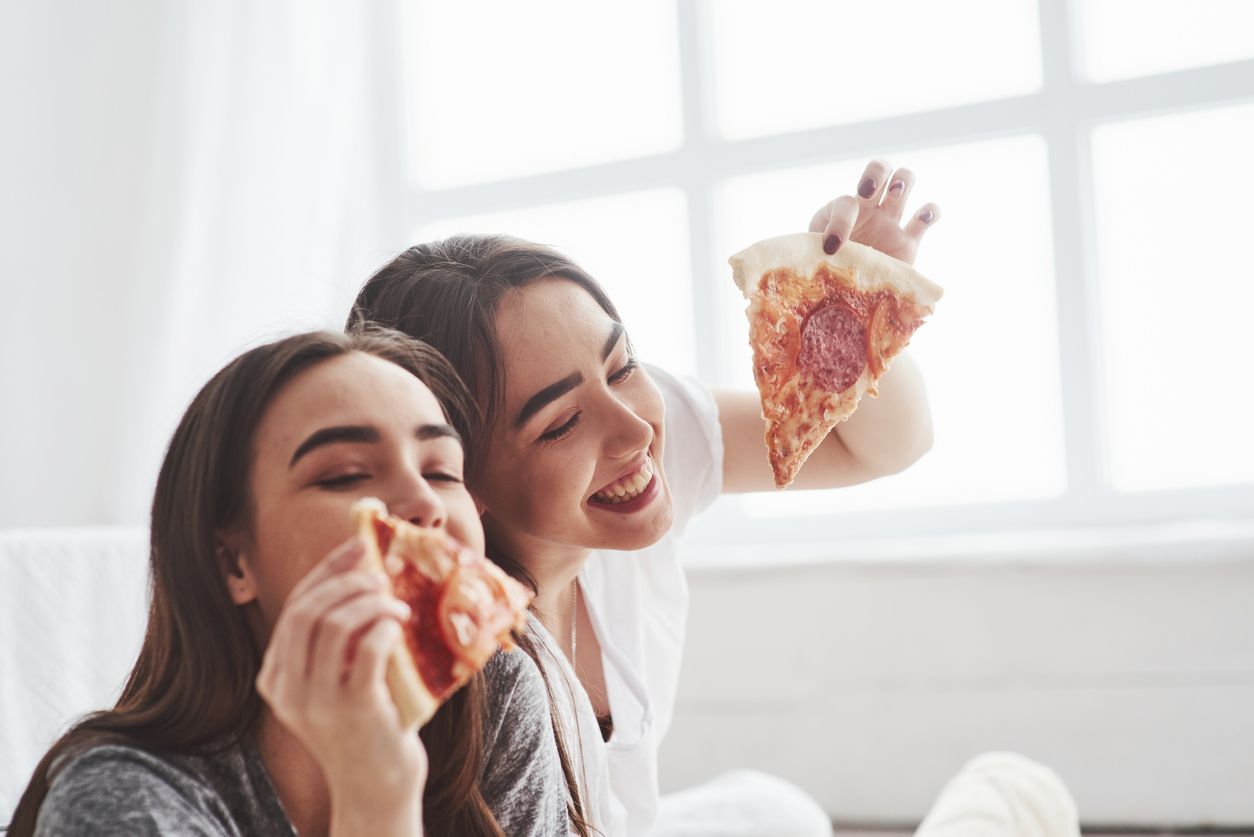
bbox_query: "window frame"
[366,0,1254,547]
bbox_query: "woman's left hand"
[809,159,940,266]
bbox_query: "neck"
[255,709,331,837]
[486,520,589,643]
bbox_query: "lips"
[590,454,656,505]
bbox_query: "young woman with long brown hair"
[6,329,570,836]
[345,161,944,835]
[349,161,1085,837]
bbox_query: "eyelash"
[539,413,581,444]
[609,358,638,384]
[315,471,463,489]
[537,357,637,445]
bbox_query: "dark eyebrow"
[515,371,583,429]
[289,425,379,468]
[602,321,625,361]
[289,423,463,468]
[417,423,462,447]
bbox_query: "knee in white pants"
[914,752,1079,837]
[656,769,832,837]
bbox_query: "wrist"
[329,790,423,837]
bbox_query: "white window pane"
[709,0,1042,140]
[402,2,683,188]
[1079,1,1254,82]
[1092,104,1254,491]
[715,136,1065,515]
[419,190,696,374]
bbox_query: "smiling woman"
[350,233,836,835]
[6,329,568,837]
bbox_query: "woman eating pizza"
[7,329,572,836]
[349,160,1081,836]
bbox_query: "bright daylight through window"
[388,0,1254,543]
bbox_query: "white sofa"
[4,524,1254,829]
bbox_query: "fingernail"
[888,179,905,197]
[822,233,841,255]
[858,178,876,199]
[919,209,935,224]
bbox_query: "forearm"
[817,351,933,479]
[716,351,933,493]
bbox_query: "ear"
[216,532,258,606]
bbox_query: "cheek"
[480,440,594,523]
[248,494,349,616]
[443,489,486,554]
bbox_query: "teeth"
[593,457,655,503]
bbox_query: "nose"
[599,390,654,460]
[385,468,447,530]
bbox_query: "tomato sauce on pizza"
[731,234,943,488]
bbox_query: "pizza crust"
[352,498,440,729]
[729,233,943,309]
[730,233,942,488]
[349,498,532,729]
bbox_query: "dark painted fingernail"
[919,209,935,224]
[888,179,905,196]
[823,233,841,255]
[858,178,876,199]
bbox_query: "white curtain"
[0,0,388,528]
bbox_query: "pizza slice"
[350,497,532,728]
[729,232,943,489]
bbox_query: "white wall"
[0,1,387,530]
[1,2,168,527]
[661,524,1254,828]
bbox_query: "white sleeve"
[645,364,723,534]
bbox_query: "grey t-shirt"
[35,649,567,836]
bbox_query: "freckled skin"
[475,279,675,565]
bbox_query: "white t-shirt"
[531,364,724,836]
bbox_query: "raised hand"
[808,159,940,266]
[256,536,426,829]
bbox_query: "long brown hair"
[349,234,629,836]
[6,328,503,836]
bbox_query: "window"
[1077,0,1254,82]
[374,0,1254,545]
[419,189,698,375]
[1092,103,1254,492]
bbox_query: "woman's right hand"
[256,536,426,833]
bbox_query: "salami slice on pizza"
[729,233,943,489]
[350,497,532,728]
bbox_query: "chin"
[597,492,675,552]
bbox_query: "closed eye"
[609,357,637,384]
[316,473,369,490]
[424,472,464,483]
[539,412,581,444]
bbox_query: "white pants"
[914,752,1080,837]
[655,769,832,837]
[653,753,1078,837]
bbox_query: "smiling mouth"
[590,455,656,505]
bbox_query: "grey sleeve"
[480,649,571,837]
[35,746,236,837]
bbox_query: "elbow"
[880,411,934,477]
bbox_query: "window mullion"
[1038,0,1109,503]
[676,0,722,384]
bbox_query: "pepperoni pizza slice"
[729,233,943,488]
[350,497,532,728]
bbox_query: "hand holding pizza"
[256,536,427,828]
[808,159,941,266]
